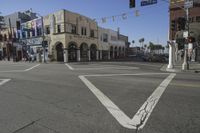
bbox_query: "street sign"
[183,31,188,38]
[184,0,193,9]
[141,0,157,6]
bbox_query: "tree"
[148,42,155,52]
[139,38,145,50]
[132,40,135,47]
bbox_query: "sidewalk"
[160,61,200,73]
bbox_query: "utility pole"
[182,6,190,70]
[181,0,194,70]
[41,16,46,63]
[161,0,192,70]
[9,18,14,61]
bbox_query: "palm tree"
[139,38,144,48]
[132,40,135,47]
[148,42,154,53]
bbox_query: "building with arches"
[18,9,128,62]
[43,9,98,62]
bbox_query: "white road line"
[129,73,176,129]
[65,63,74,70]
[24,64,40,71]
[99,62,163,67]
[76,67,139,70]
[0,64,40,73]
[79,75,134,129]
[82,73,170,77]
[65,63,139,70]
[0,79,11,86]
[79,73,176,130]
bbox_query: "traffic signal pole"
[41,16,46,63]
[161,0,190,70]
[182,7,189,70]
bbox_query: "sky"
[0,0,169,47]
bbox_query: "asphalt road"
[0,61,199,133]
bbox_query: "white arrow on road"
[79,73,176,130]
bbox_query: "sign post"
[182,0,193,70]
[141,0,157,6]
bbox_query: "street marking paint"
[82,73,170,77]
[129,73,176,129]
[99,62,163,67]
[0,64,40,73]
[170,83,200,88]
[65,63,139,70]
[65,63,74,70]
[0,79,11,86]
[24,64,40,71]
[79,73,176,130]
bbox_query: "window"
[189,17,194,23]
[9,34,12,40]
[0,34,3,41]
[103,33,108,42]
[22,31,26,38]
[37,28,42,36]
[90,30,95,37]
[32,30,35,37]
[16,21,21,30]
[71,25,77,34]
[196,16,200,22]
[27,31,30,38]
[111,36,117,41]
[81,27,87,36]
[17,32,20,39]
[45,26,50,34]
[57,25,61,33]
[4,34,7,41]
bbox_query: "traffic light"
[130,0,135,8]
[171,20,176,31]
[177,17,186,31]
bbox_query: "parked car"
[143,54,167,62]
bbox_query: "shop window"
[57,25,61,33]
